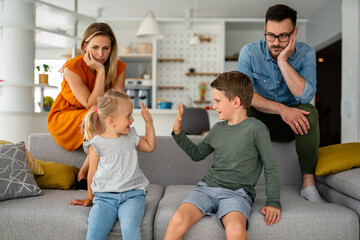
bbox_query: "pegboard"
[156,22,223,108]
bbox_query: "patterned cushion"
[0,142,42,201]
[0,140,44,175]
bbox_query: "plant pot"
[39,74,48,84]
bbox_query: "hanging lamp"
[189,33,200,45]
[189,0,199,45]
[137,10,163,39]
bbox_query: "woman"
[48,22,126,185]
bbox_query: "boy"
[164,71,281,240]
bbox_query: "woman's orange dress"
[47,55,126,151]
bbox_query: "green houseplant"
[36,64,52,84]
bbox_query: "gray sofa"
[0,133,358,240]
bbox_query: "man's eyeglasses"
[265,28,295,42]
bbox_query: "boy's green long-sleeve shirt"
[172,117,281,209]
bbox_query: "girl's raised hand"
[141,102,153,123]
[173,104,184,135]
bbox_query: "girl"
[48,22,126,186]
[71,90,155,240]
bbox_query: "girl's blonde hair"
[80,22,119,90]
[84,90,131,140]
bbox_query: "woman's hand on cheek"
[83,51,104,72]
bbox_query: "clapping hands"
[141,102,153,124]
[173,104,184,135]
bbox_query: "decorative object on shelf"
[36,64,52,84]
[137,43,153,54]
[199,81,206,100]
[157,100,172,109]
[137,10,163,39]
[158,58,184,62]
[190,33,211,45]
[121,45,133,54]
[199,34,211,43]
[138,63,146,78]
[38,96,54,112]
[61,48,81,60]
[189,33,201,45]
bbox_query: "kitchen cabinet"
[119,53,155,109]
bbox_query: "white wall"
[306,0,342,51]
[0,112,48,147]
[225,22,264,57]
[341,0,360,143]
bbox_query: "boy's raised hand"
[141,102,153,124]
[173,104,184,135]
[261,206,281,226]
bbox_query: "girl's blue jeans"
[86,189,147,240]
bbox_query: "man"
[237,4,324,202]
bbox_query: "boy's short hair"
[266,4,297,27]
[210,71,253,109]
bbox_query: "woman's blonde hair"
[80,22,119,90]
[84,90,131,140]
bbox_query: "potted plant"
[36,64,52,84]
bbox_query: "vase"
[39,74,48,84]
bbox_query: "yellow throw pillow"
[0,140,44,176]
[35,160,79,190]
[316,142,360,176]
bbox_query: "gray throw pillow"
[0,141,42,201]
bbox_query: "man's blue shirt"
[237,39,317,106]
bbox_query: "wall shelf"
[186,72,219,77]
[158,58,184,62]
[158,86,184,90]
[225,56,238,61]
[194,100,211,104]
[119,53,152,59]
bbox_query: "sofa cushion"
[34,160,80,190]
[316,142,360,176]
[0,142,42,201]
[154,185,359,240]
[316,181,360,218]
[0,184,164,240]
[317,167,360,201]
[28,133,87,169]
[0,140,44,175]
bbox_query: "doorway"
[315,39,341,147]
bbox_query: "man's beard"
[270,45,285,59]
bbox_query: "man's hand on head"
[277,28,298,63]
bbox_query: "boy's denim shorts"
[181,181,253,228]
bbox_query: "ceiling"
[41,0,332,20]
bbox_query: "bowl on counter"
[157,101,172,109]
